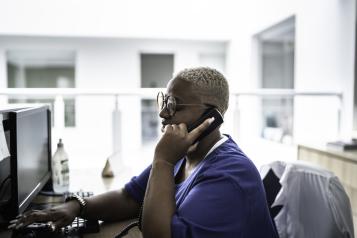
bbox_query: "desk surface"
[69,166,136,195]
[87,220,142,238]
[298,143,357,164]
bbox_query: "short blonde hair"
[173,67,229,115]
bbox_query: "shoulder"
[199,135,262,192]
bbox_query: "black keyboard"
[12,191,100,238]
[12,223,81,238]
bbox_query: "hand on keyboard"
[11,223,82,238]
[8,191,99,237]
[8,201,80,231]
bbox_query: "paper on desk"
[0,114,10,161]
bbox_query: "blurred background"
[0,0,355,189]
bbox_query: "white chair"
[261,160,354,238]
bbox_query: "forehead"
[166,78,201,102]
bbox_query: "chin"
[187,144,199,154]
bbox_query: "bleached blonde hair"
[173,67,229,115]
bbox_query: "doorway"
[140,53,174,143]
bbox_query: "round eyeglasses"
[156,91,210,116]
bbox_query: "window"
[256,16,295,144]
[6,50,76,127]
[140,53,174,143]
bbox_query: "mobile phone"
[187,108,224,144]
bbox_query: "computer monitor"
[0,105,52,222]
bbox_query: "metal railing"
[231,89,343,138]
[0,88,343,167]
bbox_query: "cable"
[114,203,143,237]
[114,221,139,238]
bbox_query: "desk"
[86,220,141,238]
[69,166,136,195]
[0,166,143,238]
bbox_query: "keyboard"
[12,191,100,238]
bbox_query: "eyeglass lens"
[157,92,176,116]
[157,92,165,110]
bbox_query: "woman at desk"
[10,67,278,238]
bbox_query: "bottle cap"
[57,139,63,148]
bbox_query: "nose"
[159,107,170,119]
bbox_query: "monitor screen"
[16,107,51,212]
[0,105,51,220]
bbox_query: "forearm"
[142,160,176,238]
[82,188,140,222]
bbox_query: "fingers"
[188,117,215,142]
[53,216,73,229]
[164,118,214,142]
[171,124,179,131]
[8,210,53,229]
[164,124,183,134]
[178,123,187,131]
[163,124,173,132]
[7,219,23,230]
[24,210,53,226]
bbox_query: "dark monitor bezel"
[1,105,52,219]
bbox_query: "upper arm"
[171,175,247,238]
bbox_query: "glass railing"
[0,88,342,172]
[230,89,342,169]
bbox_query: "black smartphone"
[187,108,224,144]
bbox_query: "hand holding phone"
[187,108,224,144]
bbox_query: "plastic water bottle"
[52,139,70,193]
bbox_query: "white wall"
[0,36,226,168]
[0,0,236,41]
[294,0,356,142]
[229,0,355,144]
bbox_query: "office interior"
[0,0,356,237]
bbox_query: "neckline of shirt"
[176,135,229,186]
[203,135,228,160]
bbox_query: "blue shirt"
[125,135,278,238]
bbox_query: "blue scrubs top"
[125,135,278,238]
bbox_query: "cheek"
[174,110,201,126]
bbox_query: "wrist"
[152,159,175,169]
[67,200,81,217]
[65,194,87,217]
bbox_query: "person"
[9,67,278,238]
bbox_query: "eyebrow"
[166,94,183,103]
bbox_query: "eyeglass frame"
[156,91,212,116]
